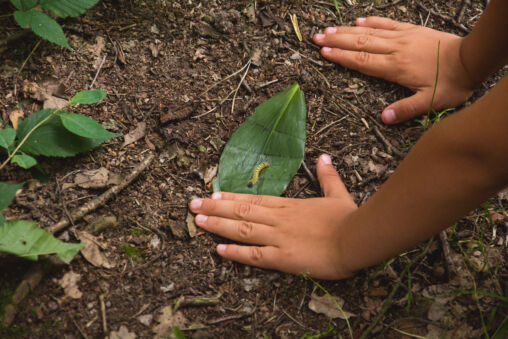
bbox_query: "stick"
[360,240,434,339]
[231,59,251,114]
[48,153,154,234]
[456,0,471,23]
[439,229,457,277]
[373,126,405,157]
[416,3,470,33]
[90,54,107,89]
[99,294,107,333]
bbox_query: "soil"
[1,0,507,338]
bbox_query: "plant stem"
[428,40,441,115]
[332,0,344,25]
[0,108,63,172]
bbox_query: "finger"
[356,16,413,31]
[216,243,281,271]
[316,154,351,198]
[195,214,278,245]
[210,191,287,208]
[189,198,276,225]
[313,32,394,54]
[322,26,401,38]
[382,91,431,124]
[320,47,395,80]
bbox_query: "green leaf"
[70,89,106,105]
[17,109,110,157]
[0,214,5,225]
[10,0,38,11]
[215,83,306,196]
[59,113,120,140]
[13,10,72,50]
[0,182,23,211]
[173,327,186,339]
[0,220,83,263]
[40,0,99,18]
[0,127,16,149]
[11,154,37,169]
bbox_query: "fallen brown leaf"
[57,271,82,299]
[9,109,24,130]
[153,306,188,339]
[110,325,136,339]
[77,231,115,269]
[308,293,355,319]
[74,167,121,189]
[123,122,147,147]
[186,211,197,238]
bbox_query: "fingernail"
[217,244,226,254]
[321,154,332,165]
[357,17,366,24]
[322,47,331,53]
[190,199,202,210]
[325,27,337,34]
[314,33,324,41]
[383,108,396,124]
[195,214,207,225]
[211,192,222,200]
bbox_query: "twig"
[439,229,457,277]
[287,47,326,67]
[202,60,251,95]
[173,295,221,311]
[360,239,434,339]
[416,2,470,33]
[456,0,471,23]
[373,126,405,157]
[18,39,41,75]
[231,59,251,114]
[99,294,107,333]
[255,79,279,90]
[282,308,306,329]
[193,106,217,119]
[313,115,348,136]
[301,161,317,185]
[47,153,154,234]
[90,54,107,89]
[375,0,403,10]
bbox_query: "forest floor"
[0,0,507,338]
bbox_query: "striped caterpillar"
[248,162,269,187]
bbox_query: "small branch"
[99,294,107,333]
[231,59,251,114]
[456,0,471,23]
[47,152,154,234]
[301,160,317,185]
[90,54,107,89]
[18,39,41,75]
[439,229,457,277]
[373,126,405,157]
[416,2,470,33]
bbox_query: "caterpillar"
[248,162,269,187]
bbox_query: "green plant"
[0,89,120,263]
[10,0,99,50]
[213,83,306,196]
[332,0,343,25]
[121,243,144,262]
[301,323,336,339]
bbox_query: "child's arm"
[189,75,508,279]
[312,0,508,124]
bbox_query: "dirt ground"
[1,0,507,338]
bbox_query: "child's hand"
[189,155,358,280]
[313,17,475,124]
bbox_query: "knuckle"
[249,247,263,262]
[234,203,251,218]
[250,195,264,206]
[356,35,370,48]
[237,221,253,239]
[355,51,370,64]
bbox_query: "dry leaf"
[74,167,121,189]
[9,109,24,130]
[90,36,106,57]
[77,231,115,269]
[203,165,217,185]
[308,293,355,319]
[186,212,197,238]
[166,219,187,239]
[149,43,161,58]
[57,271,82,299]
[43,96,68,109]
[123,122,147,147]
[153,306,188,339]
[110,325,136,339]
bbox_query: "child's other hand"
[313,17,475,124]
[189,155,358,280]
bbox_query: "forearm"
[460,0,508,86]
[340,75,508,273]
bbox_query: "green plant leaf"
[70,89,106,105]
[173,326,186,339]
[0,182,24,211]
[215,83,306,196]
[17,109,110,157]
[0,220,83,263]
[11,154,37,169]
[59,113,121,139]
[0,214,5,225]
[40,0,99,18]
[0,127,16,149]
[10,0,38,11]
[13,10,72,50]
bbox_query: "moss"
[121,243,144,262]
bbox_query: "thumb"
[316,154,350,198]
[382,91,431,124]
